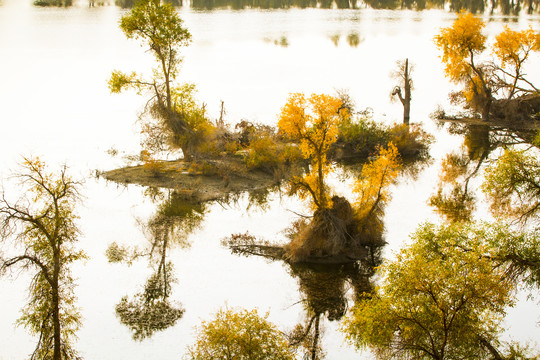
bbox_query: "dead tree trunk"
[391,58,412,125]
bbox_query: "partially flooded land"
[101,157,290,202]
[1,1,540,360]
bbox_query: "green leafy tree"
[342,221,524,360]
[0,157,85,360]
[109,0,203,158]
[185,307,296,360]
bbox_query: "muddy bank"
[100,158,288,203]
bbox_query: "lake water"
[1,1,540,359]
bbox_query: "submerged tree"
[274,91,402,263]
[341,221,537,360]
[435,11,493,120]
[0,157,85,360]
[278,92,347,211]
[390,58,413,125]
[354,143,401,242]
[109,0,210,159]
[185,307,296,360]
[435,11,540,121]
[282,143,400,263]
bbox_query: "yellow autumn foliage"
[185,307,295,360]
[434,11,486,83]
[354,142,401,221]
[278,92,346,210]
[493,25,540,69]
[278,92,345,160]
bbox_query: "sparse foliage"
[390,58,413,124]
[0,157,85,360]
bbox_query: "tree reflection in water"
[430,123,535,222]
[106,188,207,340]
[85,0,540,14]
[287,262,374,359]
[224,232,379,359]
[187,0,539,13]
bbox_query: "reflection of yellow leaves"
[439,151,469,183]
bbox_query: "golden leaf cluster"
[493,25,540,69]
[434,11,486,82]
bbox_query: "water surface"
[1,2,540,359]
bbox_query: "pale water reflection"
[1,2,540,360]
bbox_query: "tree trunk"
[311,315,320,360]
[52,251,61,360]
[478,336,503,360]
[317,154,326,209]
[403,58,411,125]
[482,97,492,121]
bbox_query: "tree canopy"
[342,221,520,360]
[342,219,540,359]
[434,12,540,120]
[278,92,346,210]
[435,11,492,119]
[492,26,540,99]
[185,307,296,360]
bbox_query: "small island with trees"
[2,1,540,359]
